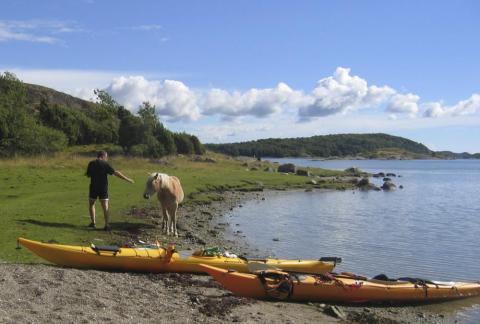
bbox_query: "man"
[86,151,134,231]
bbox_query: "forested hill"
[206,134,434,159]
[0,72,204,158]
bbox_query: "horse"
[143,172,184,236]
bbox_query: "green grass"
[0,152,349,263]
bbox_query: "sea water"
[227,159,480,322]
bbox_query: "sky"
[1,0,480,152]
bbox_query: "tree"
[119,114,143,149]
[94,89,119,114]
[0,72,67,156]
[138,101,159,133]
[190,135,205,155]
[154,123,177,155]
[84,89,121,143]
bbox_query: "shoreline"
[2,189,476,323]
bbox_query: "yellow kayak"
[17,237,340,274]
[201,264,480,304]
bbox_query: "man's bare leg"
[100,199,110,230]
[89,198,96,227]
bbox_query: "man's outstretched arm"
[114,171,134,183]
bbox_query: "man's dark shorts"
[89,186,109,200]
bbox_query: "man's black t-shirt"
[86,159,115,192]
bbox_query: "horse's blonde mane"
[150,172,171,190]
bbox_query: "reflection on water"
[228,159,480,321]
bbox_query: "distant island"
[206,133,480,160]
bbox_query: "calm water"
[227,159,480,321]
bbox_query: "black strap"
[397,277,437,286]
[257,271,294,300]
[319,257,342,265]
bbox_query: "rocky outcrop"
[344,167,362,176]
[278,163,296,173]
[190,155,216,163]
[296,169,311,176]
[386,173,396,177]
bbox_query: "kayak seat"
[372,274,397,281]
[91,244,121,255]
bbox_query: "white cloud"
[105,76,200,121]
[387,93,419,117]
[423,102,446,118]
[0,22,57,44]
[130,24,163,31]
[202,82,310,118]
[201,68,397,120]
[188,122,274,143]
[299,67,395,119]
[423,94,480,118]
[451,94,480,116]
[0,20,83,44]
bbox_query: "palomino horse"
[143,173,184,236]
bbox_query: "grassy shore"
[0,151,350,263]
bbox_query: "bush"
[174,132,195,155]
[12,123,68,156]
[129,144,149,157]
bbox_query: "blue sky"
[1,0,479,152]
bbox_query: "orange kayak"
[200,264,480,304]
[17,237,339,274]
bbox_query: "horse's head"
[143,173,158,199]
[143,173,169,199]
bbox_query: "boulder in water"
[383,177,392,182]
[357,178,370,187]
[382,181,397,191]
[356,178,381,191]
[386,173,396,177]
